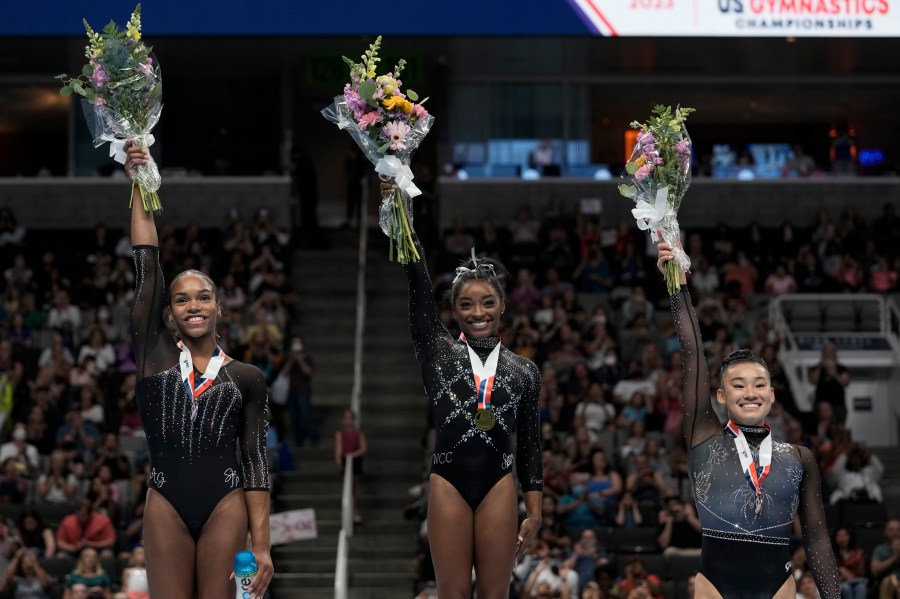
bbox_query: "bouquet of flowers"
[618,105,695,295]
[322,36,434,264]
[57,4,163,213]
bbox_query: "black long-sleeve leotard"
[671,289,839,599]
[404,244,542,510]
[132,246,269,540]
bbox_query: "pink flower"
[384,120,411,150]
[94,96,107,108]
[357,111,382,130]
[635,164,655,182]
[344,87,368,120]
[675,140,691,155]
[90,66,109,88]
[411,104,429,120]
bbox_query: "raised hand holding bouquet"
[322,36,434,264]
[57,4,163,213]
[618,105,695,295]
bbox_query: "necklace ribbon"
[458,334,501,429]
[725,420,772,515]
[178,341,227,421]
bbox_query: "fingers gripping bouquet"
[618,105,695,295]
[57,4,163,213]
[322,36,434,264]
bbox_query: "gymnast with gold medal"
[381,180,543,599]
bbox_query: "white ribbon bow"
[631,186,669,242]
[375,155,422,198]
[109,134,156,165]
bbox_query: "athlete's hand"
[515,515,541,562]
[124,141,149,180]
[380,179,395,197]
[248,547,273,599]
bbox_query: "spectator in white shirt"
[0,423,40,476]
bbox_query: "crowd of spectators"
[410,200,898,599]
[0,206,292,598]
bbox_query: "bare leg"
[473,474,517,599]
[196,489,249,599]
[427,474,474,599]
[143,489,196,599]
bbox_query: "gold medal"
[475,408,496,431]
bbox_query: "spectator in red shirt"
[56,499,116,559]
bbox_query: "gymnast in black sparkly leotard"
[387,182,542,599]
[658,241,840,599]
[125,144,273,599]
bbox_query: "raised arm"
[797,446,841,599]
[379,183,451,364]
[658,241,719,449]
[126,144,175,380]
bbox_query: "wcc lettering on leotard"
[131,247,270,541]
[404,241,543,511]
[671,290,840,599]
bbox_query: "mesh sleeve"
[239,365,270,491]
[131,246,178,380]
[515,360,544,493]
[402,239,452,364]
[670,289,720,449]
[798,446,841,599]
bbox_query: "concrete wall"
[0,177,292,229]
[436,177,900,230]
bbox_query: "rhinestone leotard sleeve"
[515,360,544,493]
[131,246,179,380]
[670,289,720,449]
[402,239,453,364]
[798,445,841,599]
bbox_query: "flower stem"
[394,189,420,264]
[665,261,681,296]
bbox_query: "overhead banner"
[568,0,899,36]
[2,0,897,36]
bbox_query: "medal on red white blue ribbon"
[459,334,501,431]
[726,420,772,515]
[178,341,227,422]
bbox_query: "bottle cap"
[234,551,257,575]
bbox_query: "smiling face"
[454,279,504,339]
[717,361,775,426]
[169,273,219,339]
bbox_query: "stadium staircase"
[270,231,421,598]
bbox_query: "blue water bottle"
[234,551,257,599]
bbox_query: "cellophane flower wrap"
[57,4,163,213]
[322,36,434,264]
[618,105,695,295]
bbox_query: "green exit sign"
[306,54,424,87]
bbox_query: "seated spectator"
[4,548,52,599]
[612,555,663,599]
[621,286,654,326]
[558,472,605,538]
[575,383,616,440]
[871,518,900,599]
[69,356,100,388]
[36,450,78,504]
[14,508,56,558]
[511,269,543,310]
[56,408,100,462]
[25,405,55,456]
[115,376,142,436]
[796,571,820,599]
[615,491,644,528]
[114,545,148,599]
[92,433,132,481]
[586,449,622,516]
[0,457,27,505]
[829,443,883,505]
[764,263,797,296]
[656,495,702,556]
[56,500,116,559]
[77,384,105,428]
[87,464,120,525]
[77,329,116,374]
[573,245,614,292]
[521,558,576,599]
[65,547,112,598]
[0,422,41,477]
[612,362,656,408]
[832,527,868,599]
[122,500,145,555]
[563,528,610,591]
[626,454,667,512]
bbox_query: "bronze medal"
[475,408,496,431]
